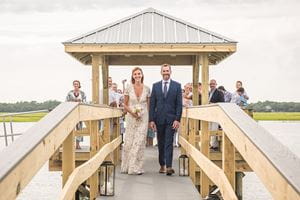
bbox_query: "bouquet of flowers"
[132,104,143,118]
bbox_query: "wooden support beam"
[90,54,101,199]
[192,55,200,106]
[92,54,101,104]
[188,119,196,183]
[222,132,236,190]
[102,55,109,105]
[200,53,210,198]
[62,131,75,187]
[113,118,120,165]
[180,115,187,155]
[65,44,237,53]
[108,55,193,65]
[200,53,209,105]
[89,120,99,199]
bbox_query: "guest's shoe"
[159,166,166,173]
[166,168,175,176]
[210,146,219,152]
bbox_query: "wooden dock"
[98,147,201,200]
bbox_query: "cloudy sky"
[0,0,299,103]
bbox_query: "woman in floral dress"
[121,67,150,175]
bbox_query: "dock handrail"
[0,109,49,146]
[180,103,300,200]
[0,102,122,200]
[0,109,49,117]
[59,136,122,200]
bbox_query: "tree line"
[0,100,61,112]
[0,100,299,112]
[247,101,300,112]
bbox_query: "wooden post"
[192,55,200,106]
[102,56,109,105]
[92,54,101,104]
[102,56,112,160]
[113,118,120,165]
[192,55,200,188]
[89,54,101,199]
[180,115,187,155]
[189,118,196,183]
[222,132,236,190]
[200,53,210,198]
[62,131,75,186]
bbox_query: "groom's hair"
[131,67,144,84]
[161,63,172,71]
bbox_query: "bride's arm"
[124,95,137,118]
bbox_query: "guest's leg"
[209,122,219,148]
[156,125,166,166]
[165,125,175,168]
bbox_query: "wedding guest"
[66,80,86,149]
[209,79,224,151]
[198,82,202,105]
[235,80,249,100]
[183,83,193,107]
[231,87,248,107]
[218,86,232,102]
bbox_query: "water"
[1,121,299,200]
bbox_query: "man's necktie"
[163,82,168,98]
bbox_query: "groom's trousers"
[157,124,175,168]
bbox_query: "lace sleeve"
[146,86,151,98]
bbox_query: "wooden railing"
[0,102,122,200]
[179,103,300,200]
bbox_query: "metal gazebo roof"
[63,8,237,65]
[64,7,236,45]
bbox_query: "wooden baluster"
[62,130,75,199]
[200,53,210,198]
[222,131,236,191]
[89,54,101,199]
[113,118,120,165]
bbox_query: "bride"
[121,67,150,175]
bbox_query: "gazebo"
[63,7,237,198]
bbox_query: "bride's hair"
[131,67,144,84]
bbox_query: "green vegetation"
[1,112,299,122]
[0,100,60,112]
[253,112,300,121]
[0,100,300,122]
[248,101,300,112]
[0,112,47,122]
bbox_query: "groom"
[149,64,182,176]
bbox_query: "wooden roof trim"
[65,44,237,53]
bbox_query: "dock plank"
[97,147,201,200]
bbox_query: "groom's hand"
[172,120,180,130]
[149,121,157,132]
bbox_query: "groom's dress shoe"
[159,166,166,173]
[166,168,175,176]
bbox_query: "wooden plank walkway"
[98,147,201,200]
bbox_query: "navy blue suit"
[149,80,182,168]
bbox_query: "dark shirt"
[209,89,224,103]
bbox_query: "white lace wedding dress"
[121,83,150,174]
